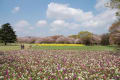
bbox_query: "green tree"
[0,28,2,43]
[0,23,17,45]
[78,31,93,45]
[107,0,120,51]
[109,21,120,45]
[68,35,78,39]
[101,33,110,45]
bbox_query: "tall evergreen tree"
[0,28,2,43]
[0,23,17,45]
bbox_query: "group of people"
[21,44,24,50]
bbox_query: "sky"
[0,0,117,37]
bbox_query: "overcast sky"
[0,0,117,37]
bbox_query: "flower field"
[34,44,85,47]
[0,50,120,80]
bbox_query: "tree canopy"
[101,33,110,45]
[0,28,2,43]
[68,35,78,39]
[0,23,17,45]
[109,21,120,45]
[106,0,120,45]
[78,31,92,45]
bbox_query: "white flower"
[0,76,4,79]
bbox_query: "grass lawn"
[0,46,20,51]
[0,44,32,51]
[32,45,114,51]
[0,44,115,51]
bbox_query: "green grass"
[0,46,20,51]
[0,44,30,51]
[0,43,115,51]
[32,45,115,51]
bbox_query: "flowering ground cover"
[34,44,85,46]
[0,50,120,80]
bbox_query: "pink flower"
[29,77,32,80]
[6,69,9,75]
[73,74,77,79]
[6,69,10,79]
[57,64,61,70]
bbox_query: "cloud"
[47,2,117,34]
[50,20,68,32]
[14,20,30,33]
[47,2,93,22]
[81,9,116,28]
[15,20,30,28]
[36,20,47,27]
[95,0,109,10]
[12,6,20,13]
[14,20,36,36]
[29,27,34,30]
[13,2,117,36]
[50,20,80,32]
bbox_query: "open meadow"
[0,44,115,51]
[0,44,120,80]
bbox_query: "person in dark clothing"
[21,44,23,50]
[21,44,24,50]
[22,44,24,49]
